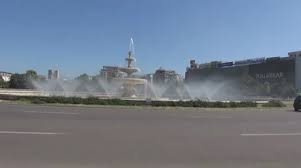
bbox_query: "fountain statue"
[101,38,147,98]
[32,38,188,100]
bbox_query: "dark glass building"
[185,51,301,97]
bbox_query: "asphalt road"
[0,103,301,168]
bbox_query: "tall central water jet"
[118,38,140,77]
[32,37,187,100]
[100,38,146,97]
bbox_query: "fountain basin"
[112,78,146,85]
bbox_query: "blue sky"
[1,0,301,77]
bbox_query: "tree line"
[0,70,94,89]
[0,70,39,89]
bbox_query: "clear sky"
[1,0,301,77]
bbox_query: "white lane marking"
[24,111,79,115]
[241,133,301,136]
[0,131,65,135]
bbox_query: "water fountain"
[105,38,147,98]
[32,38,191,100]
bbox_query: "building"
[100,66,127,81]
[185,51,301,97]
[48,70,53,80]
[0,71,12,82]
[288,51,301,57]
[53,70,59,79]
[48,69,59,80]
[153,67,182,85]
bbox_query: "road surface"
[0,103,301,168]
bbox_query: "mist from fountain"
[32,75,246,101]
[31,38,246,101]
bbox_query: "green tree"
[75,73,90,81]
[9,73,28,89]
[9,70,38,89]
[0,78,9,88]
[25,70,38,80]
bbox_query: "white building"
[0,71,12,82]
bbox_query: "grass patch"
[1,95,258,108]
[31,98,46,104]
[262,100,286,107]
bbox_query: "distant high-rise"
[48,70,53,80]
[48,69,59,80]
[53,70,59,79]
